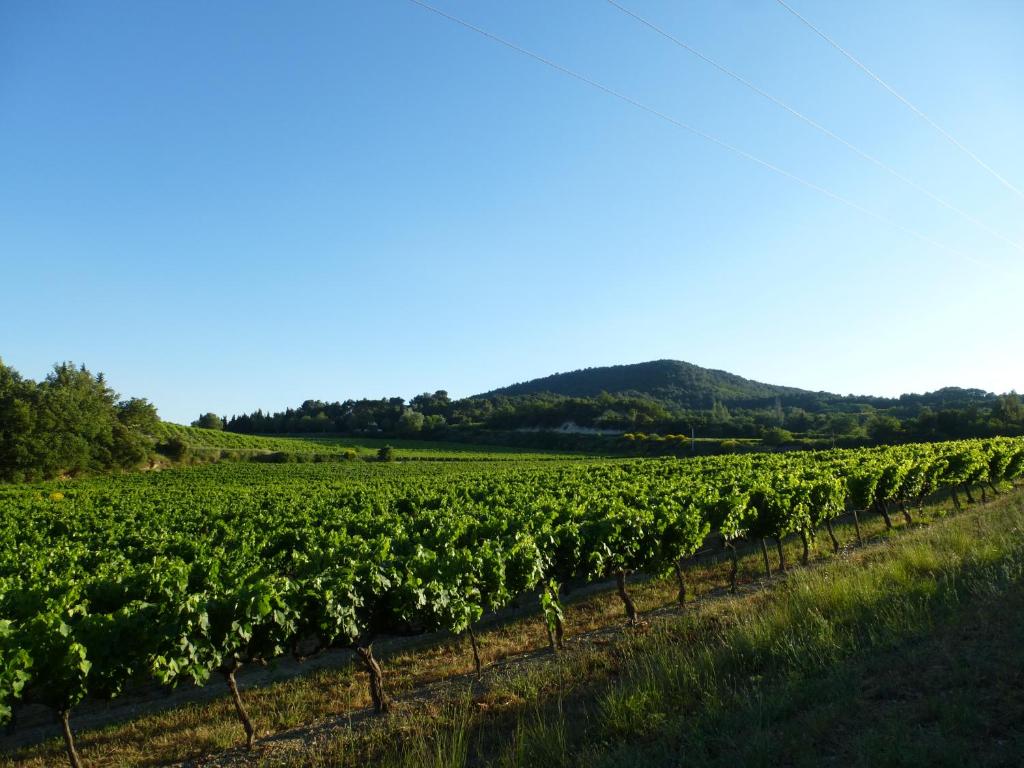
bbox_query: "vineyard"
[152,423,584,462]
[1,438,1023,767]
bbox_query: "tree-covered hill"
[475,360,1002,415]
[216,359,1017,445]
[476,359,812,409]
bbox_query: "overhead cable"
[774,0,1024,203]
[605,0,1023,252]
[405,0,971,261]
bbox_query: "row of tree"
[0,360,160,482]
[217,389,1024,444]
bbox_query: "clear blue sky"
[2,1,1022,424]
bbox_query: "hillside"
[211,358,1013,445]
[477,359,815,409]
[476,359,1002,415]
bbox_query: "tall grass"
[581,492,1024,767]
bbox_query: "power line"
[774,0,1024,203]
[404,0,970,262]
[605,0,1023,253]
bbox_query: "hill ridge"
[476,359,812,410]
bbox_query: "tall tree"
[192,413,225,431]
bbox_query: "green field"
[1,437,1022,767]
[156,423,585,461]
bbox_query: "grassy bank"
[577,498,1024,767]
[154,423,585,462]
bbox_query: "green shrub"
[762,427,794,446]
[253,451,292,463]
[156,437,190,462]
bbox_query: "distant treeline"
[0,360,161,482]
[216,391,673,436]
[3,356,1021,484]
[216,387,1024,445]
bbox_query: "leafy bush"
[0,360,161,481]
[253,451,292,464]
[156,437,190,462]
[191,413,224,430]
[762,427,794,446]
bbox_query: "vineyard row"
[1,437,1022,766]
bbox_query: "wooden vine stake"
[467,625,482,678]
[824,518,840,553]
[877,501,893,530]
[59,710,84,768]
[775,538,787,573]
[950,488,963,512]
[673,558,687,607]
[800,529,811,566]
[356,644,389,713]
[900,501,914,526]
[616,570,639,626]
[726,541,739,594]
[222,662,256,749]
[759,539,772,579]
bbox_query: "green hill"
[477,359,813,410]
